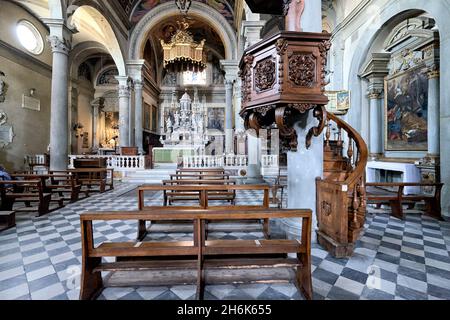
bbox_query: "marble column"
[134,80,144,154]
[47,35,71,170]
[221,60,239,155]
[368,88,383,158]
[116,76,131,148]
[92,104,99,152]
[283,0,323,235]
[225,79,234,154]
[428,65,440,156]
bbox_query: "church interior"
[0,0,449,301]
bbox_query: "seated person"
[0,165,12,181]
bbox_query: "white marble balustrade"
[68,155,147,171]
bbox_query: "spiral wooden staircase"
[316,113,368,258]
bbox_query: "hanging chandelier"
[175,0,192,15]
[160,19,207,73]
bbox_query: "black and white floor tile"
[1,182,450,300]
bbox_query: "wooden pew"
[170,173,231,180]
[137,184,270,241]
[79,208,313,301]
[0,211,15,231]
[50,168,114,196]
[162,179,237,205]
[11,173,81,205]
[366,182,444,220]
[177,168,226,175]
[0,180,51,216]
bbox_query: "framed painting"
[384,65,428,151]
[143,103,151,131]
[151,105,157,131]
[337,91,350,112]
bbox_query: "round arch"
[342,0,450,218]
[129,1,238,61]
[69,5,127,76]
[69,41,110,78]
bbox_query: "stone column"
[220,60,239,155]
[47,33,71,170]
[368,88,383,158]
[283,0,323,235]
[428,65,440,156]
[92,104,99,152]
[116,76,131,148]
[225,79,234,154]
[134,80,144,154]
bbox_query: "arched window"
[16,20,44,55]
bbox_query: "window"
[182,70,207,86]
[16,20,44,55]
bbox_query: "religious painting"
[385,66,428,151]
[97,68,119,86]
[207,108,224,131]
[143,103,151,130]
[325,91,350,115]
[337,91,350,112]
[104,112,119,147]
[82,132,89,149]
[131,0,234,26]
[151,105,158,131]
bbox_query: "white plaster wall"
[0,2,52,171]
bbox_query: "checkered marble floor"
[1,182,450,300]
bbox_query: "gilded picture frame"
[384,65,428,151]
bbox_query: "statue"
[174,111,180,128]
[285,0,305,32]
[166,116,173,132]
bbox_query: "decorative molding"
[288,103,313,114]
[47,36,71,55]
[367,88,382,100]
[239,54,254,104]
[288,53,316,87]
[427,63,440,79]
[254,58,276,92]
[306,106,326,149]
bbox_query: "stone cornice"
[330,0,372,40]
[0,39,52,77]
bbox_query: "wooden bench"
[50,169,114,195]
[0,211,15,231]
[79,208,313,301]
[11,173,81,205]
[162,179,237,205]
[137,184,270,241]
[366,182,444,220]
[170,173,232,181]
[0,180,51,216]
[177,168,226,175]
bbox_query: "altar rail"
[182,155,279,172]
[68,155,150,171]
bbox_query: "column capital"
[47,35,71,55]
[116,76,131,98]
[134,80,144,90]
[220,59,239,83]
[428,64,440,79]
[126,59,146,82]
[367,88,382,100]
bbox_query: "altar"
[366,161,422,194]
[156,88,211,163]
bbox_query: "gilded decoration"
[160,20,206,72]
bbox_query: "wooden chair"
[78,208,313,301]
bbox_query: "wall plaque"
[22,95,41,111]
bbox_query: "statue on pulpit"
[284,0,305,32]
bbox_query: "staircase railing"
[316,112,368,258]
